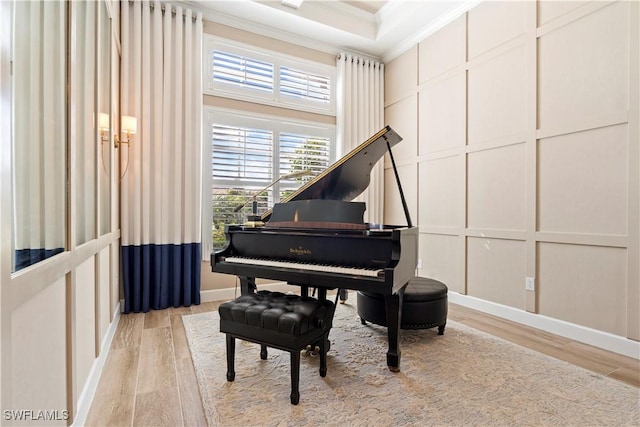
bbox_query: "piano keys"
[222,257,384,278]
[211,126,418,371]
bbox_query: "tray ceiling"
[176,0,481,61]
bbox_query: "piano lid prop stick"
[385,137,413,228]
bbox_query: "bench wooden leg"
[260,344,268,360]
[290,350,300,405]
[226,334,235,382]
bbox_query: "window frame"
[203,35,336,115]
[202,106,336,256]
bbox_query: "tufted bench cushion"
[219,291,334,350]
[219,291,336,405]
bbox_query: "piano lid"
[261,126,402,221]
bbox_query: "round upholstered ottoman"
[357,277,448,334]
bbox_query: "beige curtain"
[120,0,203,312]
[13,0,66,270]
[336,53,385,224]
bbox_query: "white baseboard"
[202,286,639,360]
[72,302,122,427]
[448,292,640,360]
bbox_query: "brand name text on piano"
[290,247,312,256]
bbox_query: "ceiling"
[176,0,481,61]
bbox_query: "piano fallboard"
[219,225,406,269]
[211,226,418,296]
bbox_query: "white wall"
[384,1,639,349]
[0,1,122,425]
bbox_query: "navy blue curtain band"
[121,243,201,313]
[15,248,64,271]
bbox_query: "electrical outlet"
[417,259,423,269]
[525,277,535,291]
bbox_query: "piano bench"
[218,291,336,405]
[357,277,448,334]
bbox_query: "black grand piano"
[211,126,418,371]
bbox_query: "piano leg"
[384,289,405,372]
[239,276,257,294]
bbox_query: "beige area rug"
[182,301,639,426]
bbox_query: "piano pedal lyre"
[304,344,321,356]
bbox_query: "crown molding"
[176,0,344,55]
[257,0,378,39]
[173,0,484,63]
[381,0,483,63]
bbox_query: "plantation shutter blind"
[212,50,274,93]
[279,66,331,103]
[210,124,273,228]
[211,124,273,182]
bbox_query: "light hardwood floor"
[85,300,639,426]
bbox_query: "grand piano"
[211,126,418,371]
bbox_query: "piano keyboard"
[223,256,383,278]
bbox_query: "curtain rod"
[128,1,199,22]
[336,53,383,67]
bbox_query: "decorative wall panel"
[538,242,627,335]
[11,278,67,424]
[467,143,527,231]
[468,0,527,59]
[538,1,590,28]
[385,94,418,162]
[419,233,462,293]
[418,156,461,228]
[384,46,417,105]
[99,246,111,341]
[418,15,465,83]
[468,44,527,145]
[467,237,526,309]
[538,1,629,132]
[384,164,417,227]
[74,257,97,403]
[418,74,465,155]
[538,124,628,235]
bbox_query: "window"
[202,37,336,254]
[279,65,331,103]
[204,109,335,251]
[204,36,335,114]
[211,50,274,93]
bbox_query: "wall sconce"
[99,113,110,143]
[117,115,137,179]
[115,115,137,148]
